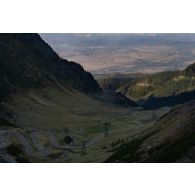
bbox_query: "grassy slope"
[2,87,125,130]
[107,100,195,162]
[98,63,195,102]
[0,86,125,162]
[0,86,171,162]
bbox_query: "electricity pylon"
[81,141,87,155]
[104,122,111,137]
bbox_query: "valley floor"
[1,86,194,163]
[0,89,170,163]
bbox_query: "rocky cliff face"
[0,34,102,100]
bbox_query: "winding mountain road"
[0,130,33,154]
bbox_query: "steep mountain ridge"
[0,34,101,101]
[0,33,135,162]
[98,63,195,108]
[0,33,137,131]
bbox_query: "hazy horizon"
[41,33,195,74]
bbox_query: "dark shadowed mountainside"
[0,33,137,162]
[106,100,195,163]
[0,34,137,109]
[0,33,102,101]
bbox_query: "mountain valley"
[0,33,195,162]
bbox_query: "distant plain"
[41,34,195,74]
